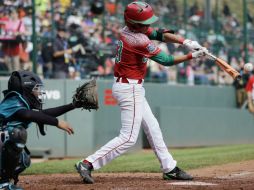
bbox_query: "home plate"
[168,181,217,186]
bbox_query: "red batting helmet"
[124,1,158,25]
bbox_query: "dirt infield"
[19,160,254,190]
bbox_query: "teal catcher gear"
[0,91,31,185]
[0,72,38,186]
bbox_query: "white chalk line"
[167,181,217,186]
[167,171,254,186]
[217,171,254,179]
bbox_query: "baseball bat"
[206,52,241,81]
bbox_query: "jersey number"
[115,40,123,63]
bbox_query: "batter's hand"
[183,39,203,51]
[191,48,208,58]
[57,120,74,135]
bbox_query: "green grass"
[24,144,254,175]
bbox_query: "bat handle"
[206,52,217,60]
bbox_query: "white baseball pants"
[86,81,176,173]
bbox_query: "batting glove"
[190,48,208,59]
[183,39,203,51]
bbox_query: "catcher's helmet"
[8,70,45,110]
[124,1,158,25]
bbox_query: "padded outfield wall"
[0,79,254,158]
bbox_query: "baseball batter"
[76,1,207,184]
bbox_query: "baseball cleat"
[163,166,193,180]
[0,182,24,190]
[75,161,94,184]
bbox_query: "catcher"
[0,70,98,190]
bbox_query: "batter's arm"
[150,50,204,66]
[163,33,204,51]
[162,32,185,44]
[147,28,203,50]
[147,28,183,44]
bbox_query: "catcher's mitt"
[72,79,99,111]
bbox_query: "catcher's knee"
[14,150,31,176]
[0,126,27,180]
[8,126,27,146]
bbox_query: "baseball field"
[18,144,254,190]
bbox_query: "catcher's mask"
[7,70,46,110]
[124,1,158,33]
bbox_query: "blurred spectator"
[22,8,41,37]
[193,60,210,85]
[245,69,254,113]
[68,65,81,80]
[41,40,53,78]
[66,9,82,27]
[0,0,252,86]
[59,0,71,12]
[247,9,253,29]
[230,57,240,71]
[223,1,231,17]
[217,70,233,86]
[105,0,117,16]
[189,1,203,20]
[90,0,105,15]
[207,30,226,46]
[189,1,199,17]
[52,25,73,78]
[20,0,32,9]
[19,40,32,70]
[0,48,8,71]
[233,65,250,108]
[35,0,49,14]
[168,0,178,16]
[40,19,51,38]
[67,23,99,78]
[0,8,8,31]
[165,44,177,84]
[97,57,114,77]
[1,8,26,72]
[186,61,195,85]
